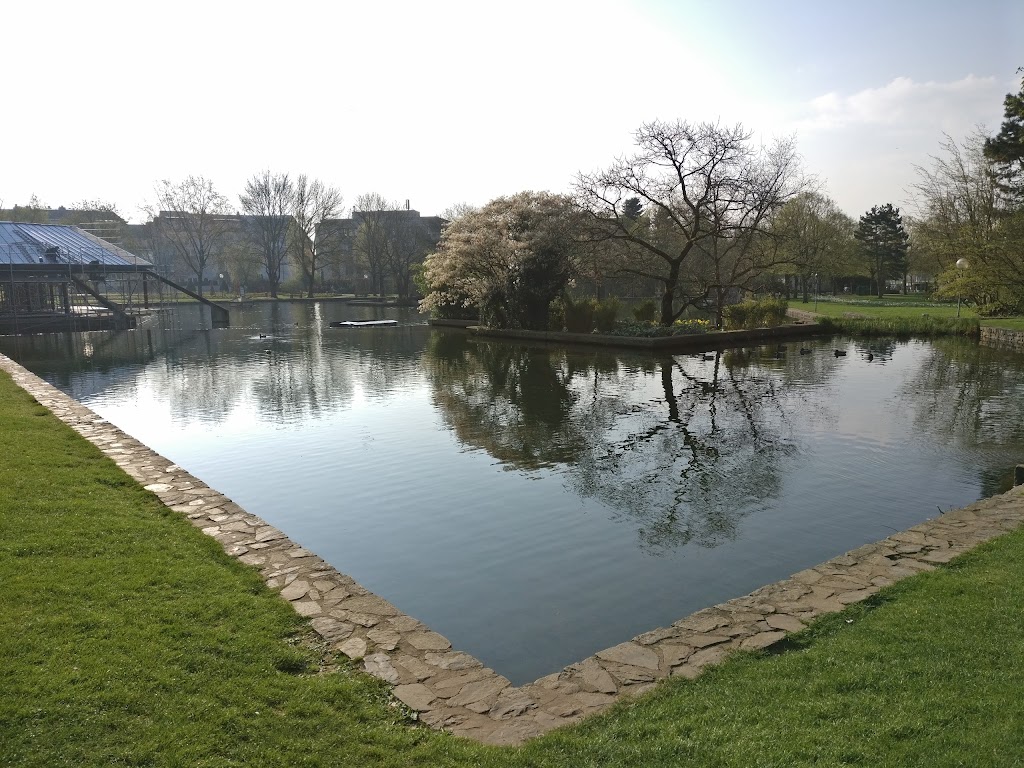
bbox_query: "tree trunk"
[715,287,726,329]
[659,260,681,326]
[659,285,674,327]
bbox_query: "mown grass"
[798,296,1024,331]
[0,374,491,768]
[2,368,1024,766]
[797,297,975,321]
[796,296,1024,334]
[980,317,1024,331]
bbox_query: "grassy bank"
[817,315,980,338]
[2,368,1024,766]
[797,296,973,321]
[797,296,1024,331]
[791,295,1024,336]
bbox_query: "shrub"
[593,298,620,333]
[563,295,595,333]
[608,319,711,337]
[723,297,789,329]
[976,299,1023,317]
[723,303,749,330]
[759,297,790,326]
[547,297,565,331]
[632,299,658,323]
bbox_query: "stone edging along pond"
[428,318,823,351]
[3,351,1024,747]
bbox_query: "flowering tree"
[419,191,583,329]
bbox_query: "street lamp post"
[955,258,969,318]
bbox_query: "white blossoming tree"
[419,191,583,330]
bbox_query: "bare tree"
[291,175,345,298]
[575,120,805,325]
[385,211,437,301]
[352,192,393,296]
[239,171,294,298]
[145,177,234,297]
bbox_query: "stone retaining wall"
[980,326,1024,353]
[433,322,823,352]
[3,352,1023,746]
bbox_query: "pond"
[2,301,1023,685]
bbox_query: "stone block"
[658,643,695,667]
[279,580,310,601]
[574,658,618,693]
[337,637,367,660]
[406,631,452,651]
[739,631,786,650]
[363,653,400,684]
[765,614,805,632]
[423,651,481,670]
[366,629,401,651]
[595,642,660,670]
[447,676,510,708]
[393,684,437,711]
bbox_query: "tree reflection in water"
[425,335,805,553]
[6,310,1023,561]
[900,338,1024,495]
[424,333,586,469]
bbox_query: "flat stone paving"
[3,351,1024,746]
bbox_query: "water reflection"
[905,337,1024,445]
[424,338,800,552]
[4,303,427,426]
[2,304,1023,683]
[424,334,586,469]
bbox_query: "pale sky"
[2,0,1020,223]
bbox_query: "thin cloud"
[796,75,1001,134]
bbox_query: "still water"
[3,301,1023,684]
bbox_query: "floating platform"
[328,320,398,328]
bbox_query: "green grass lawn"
[980,317,1024,331]
[795,296,1024,331]
[795,297,975,320]
[2,368,1024,766]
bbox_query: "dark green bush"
[723,303,749,330]
[593,298,620,333]
[547,297,565,331]
[632,299,658,323]
[563,295,595,333]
